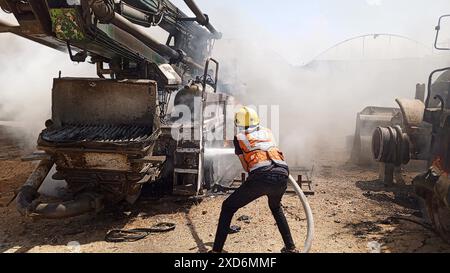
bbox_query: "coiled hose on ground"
[288,175,315,253]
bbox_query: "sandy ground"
[1,134,450,253]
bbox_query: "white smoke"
[212,40,450,166]
[0,31,94,148]
[2,2,450,168]
[203,3,450,166]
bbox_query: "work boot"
[207,249,228,253]
[281,247,299,253]
[208,250,229,254]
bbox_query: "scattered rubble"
[229,226,241,234]
[237,215,252,224]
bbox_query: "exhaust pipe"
[31,193,103,219]
[16,158,55,217]
[16,158,103,219]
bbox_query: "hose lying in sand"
[105,222,176,242]
[288,175,315,253]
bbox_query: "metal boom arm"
[0,0,221,77]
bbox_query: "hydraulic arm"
[0,0,221,79]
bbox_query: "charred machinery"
[351,106,402,165]
[372,15,450,242]
[0,0,233,219]
[350,84,427,167]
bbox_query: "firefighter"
[211,106,298,253]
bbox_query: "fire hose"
[288,175,315,253]
[105,222,176,242]
[205,148,315,253]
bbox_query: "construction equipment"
[350,82,428,166]
[371,72,450,181]
[351,106,402,165]
[371,15,450,242]
[1,0,233,219]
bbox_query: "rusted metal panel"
[55,152,139,172]
[52,78,158,126]
[396,98,425,127]
[78,153,128,171]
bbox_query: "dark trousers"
[212,173,296,252]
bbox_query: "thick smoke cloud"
[0,29,94,148]
[213,41,450,166]
[205,4,450,166]
[2,2,450,169]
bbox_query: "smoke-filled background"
[2,0,450,165]
[0,22,95,147]
[190,0,450,166]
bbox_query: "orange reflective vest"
[236,126,288,172]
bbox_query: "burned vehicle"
[0,0,234,219]
[372,15,450,242]
[351,106,402,165]
[351,84,426,166]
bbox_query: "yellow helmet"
[235,106,260,127]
